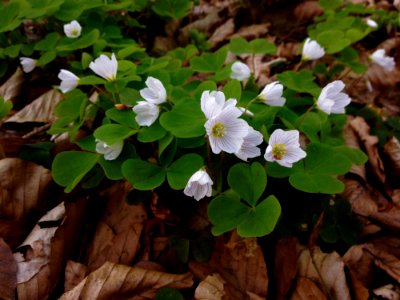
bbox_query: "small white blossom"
[132,101,160,127]
[58,69,79,93]
[366,19,378,28]
[302,38,325,61]
[370,49,395,72]
[19,57,36,73]
[205,106,249,154]
[317,80,351,114]
[230,61,251,81]
[235,127,263,161]
[95,139,123,160]
[200,90,240,119]
[140,76,167,104]
[238,107,254,116]
[63,20,82,38]
[258,81,286,107]
[264,129,306,168]
[184,169,213,201]
[89,53,118,81]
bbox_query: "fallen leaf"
[189,231,268,300]
[230,24,270,40]
[5,89,63,123]
[0,238,17,300]
[208,18,235,48]
[349,116,386,183]
[290,277,327,300]
[86,182,147,271]
[293,1,323,23]
[0,158,52,220]
[194,273,225,300]
[274,237,298,299]
[341,179,378,217]
[59,261,193,299]
[373,284,400,300]
[347,269,370,300]
[0,67,24,102]
[364,244,400,283]
[296,245,351,300]
[64,260,88,292]
[384,136,400,176]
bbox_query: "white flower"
[370,49,395,72]
[63,20,82,38]
[238,107,254,116]
[205,106,249,154]
[302,38,325,61]
[258,81,286,107]
[132,101,160,127]
[201,90,239,119]
[140,76,167,104]
[264,129,306,168]
[235,127,263,161]
[366,19,378,28]
[58,69,79,93]
[230,61,251,81]
[184,169,213,201]
[19,57,36,73]
[89,53,118,81]
[317,80,351,114]
[95,139,124,160]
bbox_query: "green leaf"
[94,124,137,145]
[81,52,93,69]
[223,80,241,100]
[277,70,320,96]
[56,29,100,51]
[289,173,344,194]
[78,75,107,85]
[137,121,167,142]
[37,50,56,66]
[122,159,165,190]
[190,46,227,73]
[106,108,138,129]
[298,112,327,142]
[152,0,193,19]
[155,287,184,300]
[167,154,204,190]
[160,98,205,138]
[117,44,145,59]
[229,37,276,55]
[237,195,281,237]
[169,236,189,263]
[34,32,59,51]
[52,151,99,193]
[228,162,266,206]
[0,97,12,120]
[334,146,368,166]
[98,143,137,180]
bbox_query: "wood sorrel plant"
[9,0,396,238]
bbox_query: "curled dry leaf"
[64,260,88,292]
[364,243,400,283]
[0,67,24,102]
[14,202,66,284]
[5,89,63,123]
[293,1,324,23]
[230,23,270,40]
[208,18,235,48]
[349,116,386,183]
[59,261,193,300]
[384,136,400,176]
[290,277,327,300]
[194,273,225,300]
[86,182,147,271]
[0,158,52,220]
[189,231,268,300]
[274,237,298,299]
[16,198,89,300]
[0,238,17,300]
[296,245,351,300]
[343,245,375,287]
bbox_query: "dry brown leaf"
[14,202,66,284]
[16,198,89,300]
[194,273,225,300]
[293,1,323,23]
[208,18,235,48]
[384,136,400,176]
[64,261,88,292]
[0,158,52,220]
[290,277,327,300]
[274,237,298,299]
[349,116,386,183]
[0,238,17,300]
[59,261,193,300]
[343,245,375,287]
[364,244,400,283]
[230,24,270,40]
[86,182,147,271]
[189,231,268,300]
[5,89,62,123]
[297,245,351,300]
[0,67,24,102]
[366,65,400,90]
[373,284,400,300]
[347,269,370,300]
[341,179,378,217]
[278,42,301,61]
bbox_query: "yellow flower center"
[71,29,79,36]
[211,122,225,138]
[272,143,287,160]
